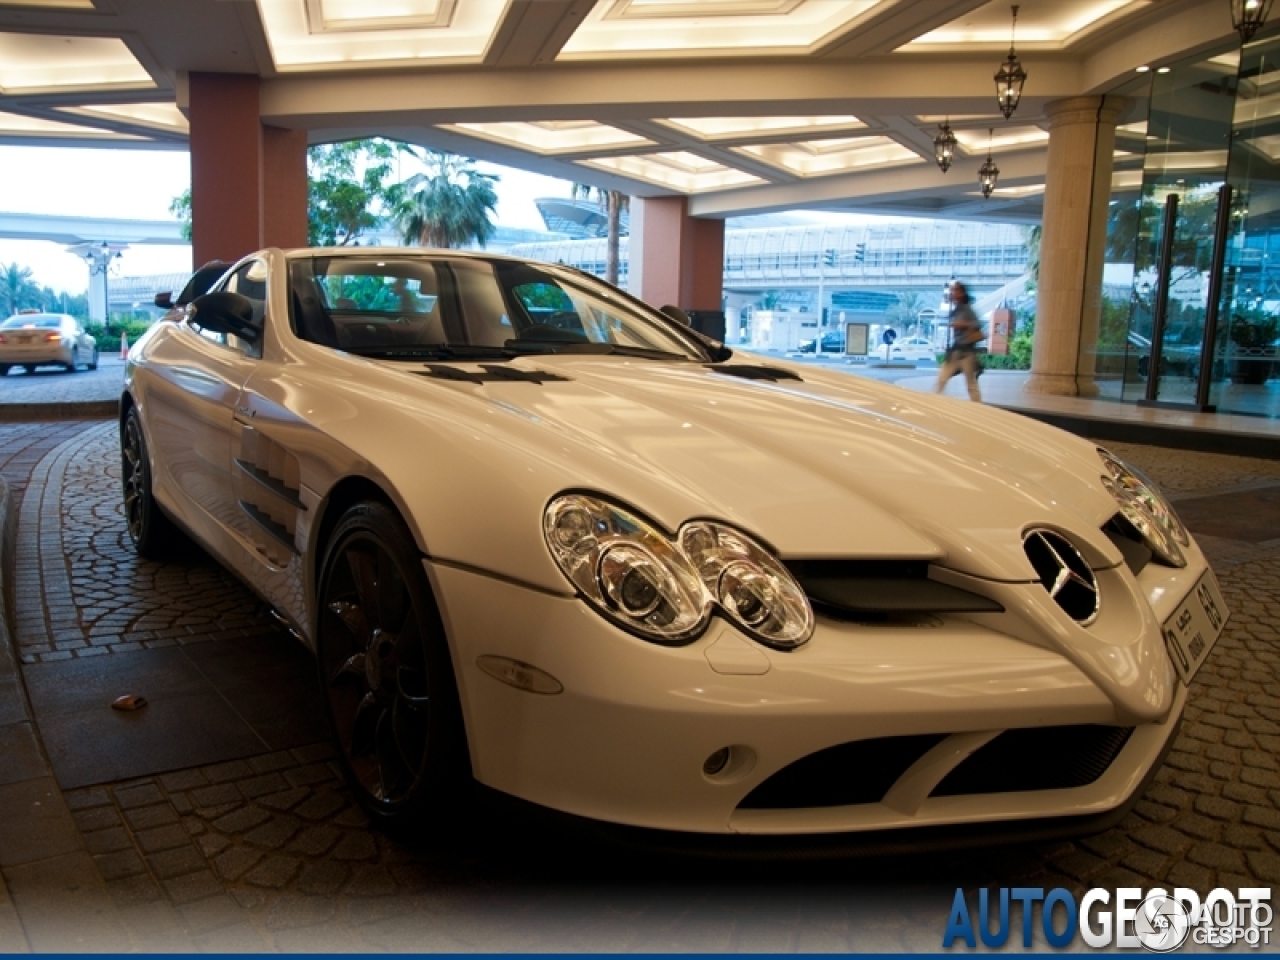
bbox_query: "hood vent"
[784,559,1003,621]
[1022,529,1100,625]
[417,364,569,385]
[705,364,802,382]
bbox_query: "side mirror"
[154,291,174,310]
[190,291,261,343]
[660,304,691,325]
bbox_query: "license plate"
[1163,569,1228,684]
[16,335,31,344]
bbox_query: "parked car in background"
[798,331,845,353]
[0,312,98,375]
[121,247,1226,846]
[878,336,938,364]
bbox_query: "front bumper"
[428,552,1196,837]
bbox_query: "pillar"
[631,196,725,312]
[188,73,309,268]
[1024,95,1126,397]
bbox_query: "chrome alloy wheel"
[121,413,147,543]
[317,506,458,817]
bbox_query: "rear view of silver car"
[0,312,98,374]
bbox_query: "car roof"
[281,247,539,267]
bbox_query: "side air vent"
[1103,513,1153,576]
[738,735,946,809]
[1022,529,1100,625]
[417,364,569,384]
[705,364,802,382]
[783,559,1003,621]
[931,725,1134,797]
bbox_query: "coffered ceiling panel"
[903,0,1148,51]
[558,0,889,59]
[256,0,508,70]
[439,120,653,155]
[733,136,920,177]
[655,116,865,141]
[0,32,152,94]
[577,152,764,192]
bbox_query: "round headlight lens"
[1097,448,1188,567]
[544,495,709,644]
[678,521,813,649]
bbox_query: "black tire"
[88,347,99,371]
[0,364,8,376]
[316,502,470,830]
[65,348,78,373]
[121,407,183,559]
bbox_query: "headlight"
[678,521,814,650]
[1097,448,1188,567]
[543,494,710,644]
[543,495,815,649]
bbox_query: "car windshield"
[1,315,61,329]
[289,255,712,362]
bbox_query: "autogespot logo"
[943,886,1273,951]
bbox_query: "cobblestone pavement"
[2,423,1279,950]
[0,355,124,406]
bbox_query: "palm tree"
[888,290,927,332]
[0,263,37,317]
[396,150,499,249]
[571,183,628,286]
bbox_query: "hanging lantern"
[933,120,957,173]
[1232,0,1274,43]
[995,5,1027,120]
[979,129,999,198]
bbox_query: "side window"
[191,259,267,357]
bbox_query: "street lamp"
[994,5,1027,120]
[978,129,1000,198]
[1231,0,1274,42]
[933,120,957,173]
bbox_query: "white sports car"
[121,247,1226,844]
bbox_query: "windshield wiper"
[504,340,691,361]
[350,344,517,361]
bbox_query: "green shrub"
[85,316,154,353]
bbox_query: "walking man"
[935,281,984,402]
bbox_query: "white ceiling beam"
[484,0,592,67]
[816,0,990,58]
[260,58,1084,124]
[1082,0,1238,94]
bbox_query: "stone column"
[632,196,725,312]
[188,73,309,267]
[1024,95,1126,397]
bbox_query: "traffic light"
[823,249,837,267]
[854,242,866,263]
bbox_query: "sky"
[0,144,579,295]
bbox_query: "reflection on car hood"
[339,354,1118,585]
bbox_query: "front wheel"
[121,407,183,558]
[317,502,470,830]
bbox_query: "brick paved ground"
[1,423,1278,950]
[0,356,124,406]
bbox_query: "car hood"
[332,353,1123,586]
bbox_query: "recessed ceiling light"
[1156,67,1170,74]
[1136,65,1150,73]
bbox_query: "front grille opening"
[1103,513,1153,576]
[738,734,946,809]
[783,559,1003,623]
[1023,530,1099,624]
[931,724,1134,797]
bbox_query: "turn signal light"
[44,333,62,342]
